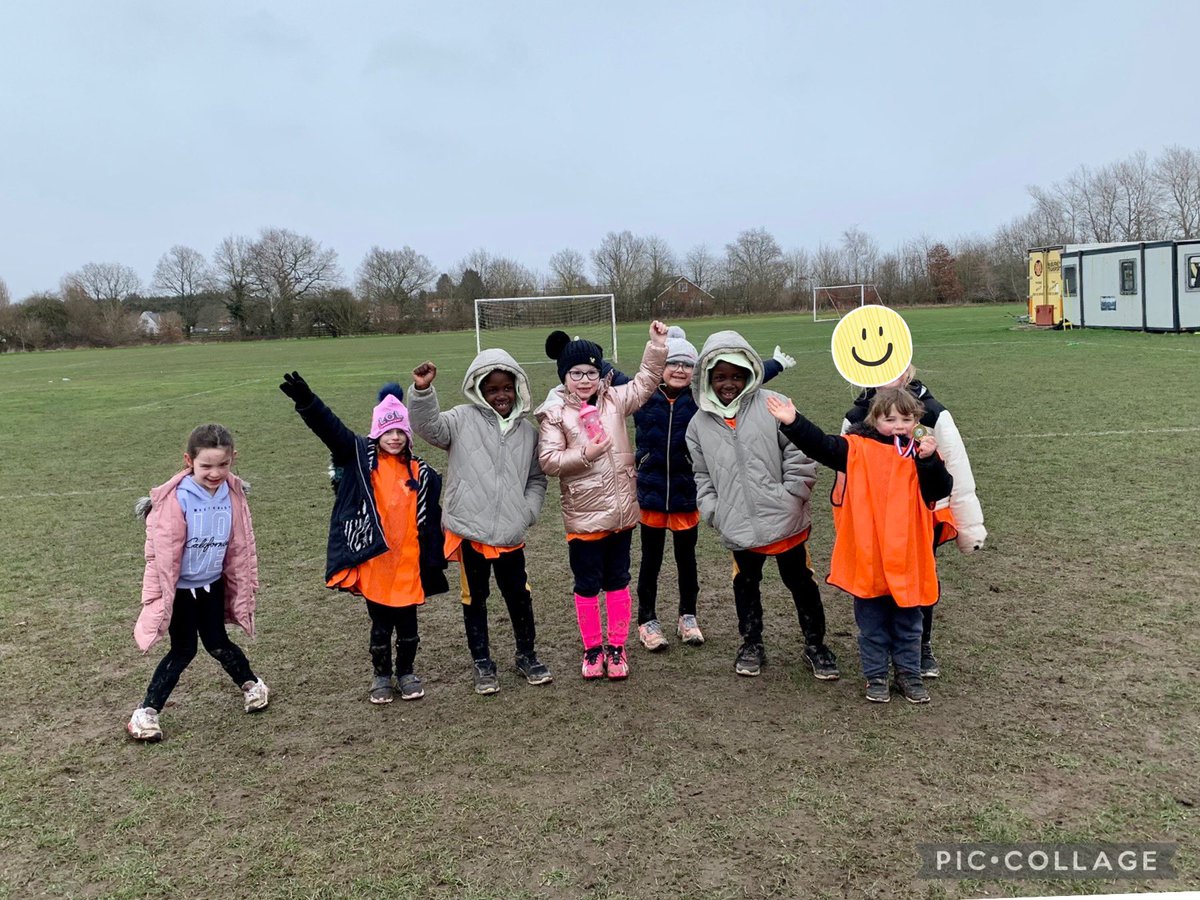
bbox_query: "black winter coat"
[292,394,449,597]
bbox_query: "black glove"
[279,371,315,406]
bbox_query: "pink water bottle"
[579,401,608,443]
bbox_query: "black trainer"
[515,653,553,685]
[472,658,500,695]
[894,671,930,704]
[803,643,840,681]
[920,642,941,679]
[865,677,890,703]
[735,642,766,677]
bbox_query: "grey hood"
[691,330,765,418]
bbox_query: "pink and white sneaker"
[581,645,606,679]
[606,645,629,679]
[638,620,669,651]
[677,615,705,646]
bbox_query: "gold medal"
[912,424,930,442]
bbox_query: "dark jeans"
[731,541,826,646]
[366,600,419,677]
[143,580,255,711]
[853,596,924,679]
[636,523,699,624]
[459,542,537,660]
[567,528,633,596]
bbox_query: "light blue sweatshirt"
[176,475,232,590]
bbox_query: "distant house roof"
[138,311,161,334]
[654,275,714,301]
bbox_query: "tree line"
[2,144,1197,351]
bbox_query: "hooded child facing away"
[684,330,838,682]
[408,349,552,693]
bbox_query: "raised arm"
[280,371,358,462]
[765,393,848,471]
[407,361,454,450]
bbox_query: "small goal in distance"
[474,293,618,362]
[812,283,883,323]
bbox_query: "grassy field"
[1,305,1197,899]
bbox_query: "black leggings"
[731,541,827,646]
[366,600,419,677]
[636,523,699,624]
[143,581,256,711]
[459,542,537,661]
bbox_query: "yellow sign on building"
[1027,247,1063,325]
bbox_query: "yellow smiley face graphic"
[830,305,914,387]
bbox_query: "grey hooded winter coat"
[408,349,547,548]
[685,330,818,551]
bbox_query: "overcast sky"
[1,1,1195,299]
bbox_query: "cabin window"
[1063,264,1077,298]
[1120,260,1137,295]
[677,282,688,292]
[1187,254,1200,291]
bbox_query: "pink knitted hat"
[369,384,412,440]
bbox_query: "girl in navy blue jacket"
[624,328,793,651]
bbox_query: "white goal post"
[475,293,618,362]
[812,283,883,323]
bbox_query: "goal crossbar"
[812,283,882,323]
[475,293,618,361]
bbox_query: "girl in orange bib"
[766,388,953,704]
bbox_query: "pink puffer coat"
[134,470,258,652]
[536,340,666,534]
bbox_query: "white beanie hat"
[665,325,698,366]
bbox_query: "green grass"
[1,305,1197,898]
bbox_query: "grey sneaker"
[397,673,425,701]
[515,653,553,685]
[803,643,840,681]
[865,678,890,703]
[126,706,162,741]
[369,675,395,704]
[735,642,765,677]
[920,642,941,679]
[894,671,931,704]
[473,659,500,695]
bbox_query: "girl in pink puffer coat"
[535,321,667,681]
[125,423,267,742]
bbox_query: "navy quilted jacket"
[611,357,784,514]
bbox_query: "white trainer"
[242,678,270,713]
[127,707,162,742]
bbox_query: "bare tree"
[782,248,811,307]
[811,242,847,289]
[356,246,436,331]
[724,228,787,312]
[1112,150,1163,240]
[63,262,142,305]
[840,226,879,284]
[246,228,342,336]
[642,234,678,304]
[485,256,538,297]
[1154,145,1200,238]
[212,236,256,332]
[457,248,496,287]
[591,230,649,315]
[548,249,590,294]
[153,245,212,336]
[684,244,719,289]
[0,277,9,308]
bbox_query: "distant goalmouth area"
[475,293,618,362]
[812,283,883,322]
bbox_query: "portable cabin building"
[1057,240,1200,332]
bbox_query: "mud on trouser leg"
[370,643,393,677]
[394,636,420,676]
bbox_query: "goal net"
[475,294,618,362]
[812,283,882,323]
